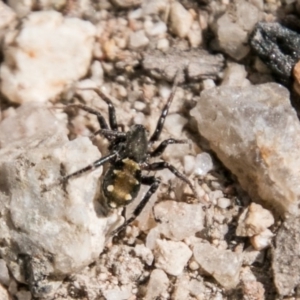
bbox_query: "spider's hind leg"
[110,175,161,236]
[143,161,200,202]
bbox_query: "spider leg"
[66,103,109,131]
[143,161,198,199]
[148,75,180,146]
[110,176,160,236]
[78,88,118,130]
[149,138,188,157]
[60,152,117,183]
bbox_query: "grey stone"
[154,239,192,276]
[191,83,300,217]
[215,0,262,60]
[153,201,204,241]
[272,216,300,296]
[192,241,242,289]
[142,48,224,83]
[144,269,169,300]
[0,260,10,286]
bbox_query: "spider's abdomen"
[102,158,141,209]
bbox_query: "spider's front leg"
[149,138,188,157]
[148,74,180,146]
[78,87,118,130]
[59,152,117,183]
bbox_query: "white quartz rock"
[190,83,300,217]
[0,11,96,104]
[154,239,192,276]
[0,104,116,297]
[194,152,213,176]
[192,242,242,289]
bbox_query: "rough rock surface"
[192,241,243,289]
[215,0,262,60]
[0,2,16,32]
[0,102,66,147]
[142,48,224,83]
[191,83,300,217]
[0,10,95,104]
[272,216,300,296]
[0,104,117,297]
[154,239,192,276]
[152,201,204,241]
[250,229,273,251]
[144,269,169,300]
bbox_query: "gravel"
[0,0,298,299]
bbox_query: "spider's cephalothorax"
[60,78,198,235]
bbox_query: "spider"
[59,77,198,236]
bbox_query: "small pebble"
[250,229,273,250]
[16,290,32,300]
[144,269,169,300]
[133,101,146,111]
[164,114,188,137]
[129,30,149,49]
[154,239,192,276]
[189,260,200,271]
[236,203,274,237]
[202,79,216,90]
[217,197,231,209]
[156,38,169,51]
[169,2,193,38]
[0,260,10,286]
[184,155,196,175]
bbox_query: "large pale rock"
[190,83,300,217]
[0,11,95,104]
[0,104,117,297]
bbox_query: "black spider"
[60,77,197,236]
